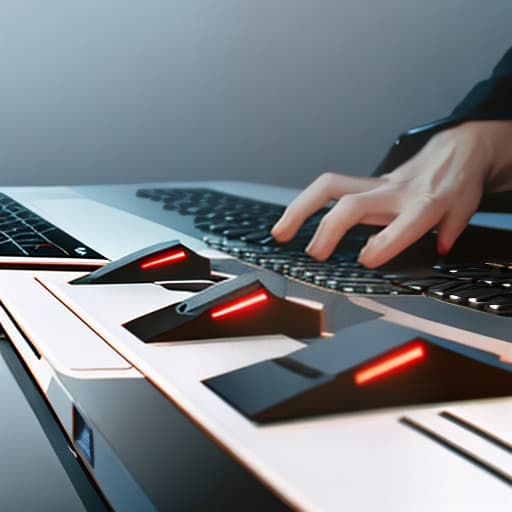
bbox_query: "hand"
[272,121,512,268]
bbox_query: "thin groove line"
[440,410,512,454]
[399,417,512,487]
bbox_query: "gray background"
[0,1,510,188]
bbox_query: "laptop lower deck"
[0,181,510,511]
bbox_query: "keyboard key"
[483,294,512,315]
[425,281,469,299]
[461,288,512,309]
[0,241,24,255]
[432,262,489,274]
[240,230,273,243]
[400,277,455,292]
[0,193,100,259]
[29,243,67,257]
[442,285,500,305]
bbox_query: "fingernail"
[437,241,449,256]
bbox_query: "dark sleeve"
[373,46,512,177]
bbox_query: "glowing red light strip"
[210,291,269,319]
[354,343,426,386]
[140,250,187,269]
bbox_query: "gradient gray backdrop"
[0,1,510,187]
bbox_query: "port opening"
[73,407,94,467]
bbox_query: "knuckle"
[338,193,364,210]
[318,212,338,231]
[417,192,443,210]
[317,172,336,188]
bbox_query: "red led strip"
[140,249,187,270]
[210,290,269,319]
[354,342,426,386]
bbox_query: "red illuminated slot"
[210,290,269,320]
[140,250,187,270]
[354,342,426,386]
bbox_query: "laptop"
[0,181,510,511]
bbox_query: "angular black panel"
[124,271,323,342]
[71,240,211,284]
[205,320,512,423]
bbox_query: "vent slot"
[439,410,512,455]
[400,415,512,486]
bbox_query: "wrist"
[457,121,512,191]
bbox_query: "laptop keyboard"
[1,188,509,316]
[136,187,412,295]
[398,261,512,316]
[134,187,512,317]
[0,193,103,259]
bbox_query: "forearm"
[375,46,512,179]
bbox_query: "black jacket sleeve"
[373,46,512,177]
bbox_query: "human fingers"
[305,193,378,260]
[272,173,379,242]
[436,196,481,255]
[357,195,445,268]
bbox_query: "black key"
[366,285,397,294]
[194,221,216,232]
[441,285,501,305]
[11,230,39,239]
[425,281,469,299]
[432,263,489,274]
[439,269,507,280]
[475,275,512,287]
[463,288,512,309]
[241,230,273,243]
[17,237,47,247]
[313,275,328,286]
[400,277,455,292]
[43,229,97,257]
[29,220,54,231]
[221,227,254,238]
[178,205,203,215]
[0,241,25,255]
[483,294,512,315]
[15,211,41,221]
[330,276,388,285]
[338,284,368,293]
[289,266,306,278]
[195,213,223,223]
[29,243,67,257]
[206,222,241,234]
[3,223,29,235]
